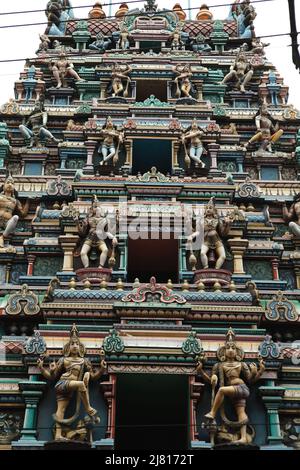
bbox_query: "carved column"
[271,258,279,281]
[228,239,249,274]
[84,140,97,172]
[208,143,220,170]
[189,376,204,442]
[59,235,79,272]
[101,374,117,440]
[123,139,133,173]
[259,385,285,445]
[27,255,36,276]
[172,139,180,169]
[17,380,46,443]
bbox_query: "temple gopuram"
[0,0,299,451]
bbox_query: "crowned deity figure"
[0,176,31,248]
[188,198,233,270]
[280,193,300,239]
[245,103,284,152]
[37,324,106,442]
[89,32,112,53]
[77,198,118,269]
[117,24,131,50]
[181,119,206,168]
[170,26,184,51]
[221,52,253,93]
[109,63,132,98]
[196,328,265,445]
[172,64,194,99]
[99,117,124,166]
[50,52,84,89]
[19,99,60,148]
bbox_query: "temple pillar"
[259,385,285,445]
[27,255,36,276]
[172,139,180,169]
[59,235,79,272]
[271,258,279,281]
[208,143,220,170]
[15,379,46,444]
[228,239,249,274]
[84,140,97,172]
[94,374,116,450]
[122,139,133,174]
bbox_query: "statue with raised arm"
[50,52,84,89]
[37,324,106,442]
[280,193,300,239]
[109,63,132,98]
[99,116,124,166]
[245,103,283,152]
[172,64,194,99]
[188,198,233,270]
[196,328,265,445]
[221,52,253,93]
[77,198,118,269]
[0,176,31,248]
[181,119,205,168]
[19,99,60,147]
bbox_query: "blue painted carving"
[258,335,280,359]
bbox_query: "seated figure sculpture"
[197,328,265,445]
[50,52,84,89]
[37,324,106,442]
[19,99,60,147]
[181,119,205,168]
[280,193,300,239]
[191,33,212,53]
[89,33,112,53]
[77,199,118,269]
[188,198,232,270]
[245,103,283,152]
[0,176,31,248]
[221,52,253,93]
[45,1,74,36]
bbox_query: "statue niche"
[107,64,132,101]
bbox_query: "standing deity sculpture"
[77,199,118,269]
[0,176,31,248]
[245,103,284,152]
[19,100,60,148]
[117,25,131,50]
[89,33,112,53]
[197,328,265,445]
[221,52,253,93]
[172,64,194,99]
[99,117,124,166]
[188,198,233,270]
[108,63,132,98]
[49,52,84,89]
[37,324,106,442]
[170,26,184,51]
[181,119,205,168]
[279,193,300,239]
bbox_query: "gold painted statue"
[245,103,284,152]
[188,198,233,270]
[37,324,106,442]
[77,198,118,269]
[110,63,132,98]
[50,51,84,89]
[172,64,194,99]
[197,328,265,445]
[0,176,30,248]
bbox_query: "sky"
[0,0,299,108]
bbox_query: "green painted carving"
[103,329,125,354]
[75,103,92,114]
[244,260,273,280]
[135,94,171,107]
[213,105,227,117]
[24,330,47,355]
[218,161,237,172]
[34,257,63,277]
[181,332,203,356]
[258,335,280,359]
[75,20,89,32]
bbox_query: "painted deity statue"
[170,26,183,51]
[99,117,124,166]
[221,52,253,93]
[191,33,212,53]
[173,64,194,99]
[117,25,130,50]
[77,199,118,269]
[0,176,31,248]
[197,328,265,445]
[181,120,205,168]
[89,33,112,53]
[37,324,106,442]
[45,1,74,36]
[280,193,300,239]
[19,100,60,148]
[245,103,284,152]
[188,198,232,270]
[109,63,132,98]
[50,52,84,89]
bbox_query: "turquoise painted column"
[18,379,47,443]
[259,386,285,445]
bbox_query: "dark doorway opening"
[136,79,167,102]
[115,374,189,450]
[127,237,179,283]
[132,139,172,175]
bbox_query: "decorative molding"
[122,277,187,305]
[5,285,40,316]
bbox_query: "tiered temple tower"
[0,0,299,451]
